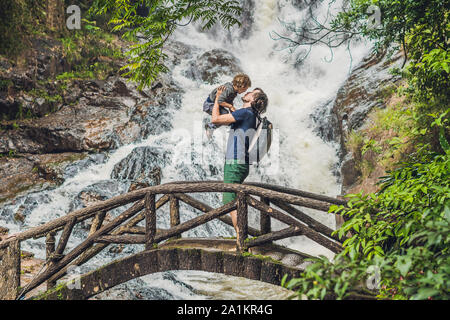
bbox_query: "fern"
[90,0,242,88]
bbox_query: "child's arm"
[212,87,236,125]
[219,101,236,112]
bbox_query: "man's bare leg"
[230,209,237,231]
[229,209,241,245]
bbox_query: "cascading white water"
[0,0,372,299]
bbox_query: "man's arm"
[212,86,236,125]
[219,101,236,112]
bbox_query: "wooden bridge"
[0,181,347,300]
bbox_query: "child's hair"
[233,74,251,89]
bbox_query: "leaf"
[439,127,450,151]
[281,274,288,287]
[412,288,440,300]
[374,246,384,255]
[396,256,413,276]
[320,288,327,300]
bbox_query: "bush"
[284,142,450,300]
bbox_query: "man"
[211,86,269,234]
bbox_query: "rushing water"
[0,0,371,299]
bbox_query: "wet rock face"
[0,35,185,206]
[71,180,129,211]
[311,49,403,193]
[0,73,183,154]
[163,40,194,69]
[0,34,185,155]
[288,0,320,10]
[340,152,361,189]
[313,50,403,150]
[187,49,242,84]
[0,152,90,205]
[111,146,170,187]
[333,51,402,139]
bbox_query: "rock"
[0,155,42,204]
[112,79,130,96]
[32,38,71,80]
[310,99,341,145]
[288,0,320,10]
[310,49,403,194]
[187,49,242,84]
[128,179,159,192]
[0,70,183,154]
[75,180,126,207]
[111,146,168,186]
[78,191,106,207]
[340,152,361,191]
[109,245,125,254]
[14,205,26,223]
[332,50,403,148]
[0,152,89,205]
[164,40,193,68]
[313,50,403,151]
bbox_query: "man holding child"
[209,79,269,236]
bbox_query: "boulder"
[332,50,403,150]
[340,152,361,191]
[71,180,127,211]
[0,152,91,205]
[187,49,242,84]
[111,146,169,187]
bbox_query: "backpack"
[248,116,273,164]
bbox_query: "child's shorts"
[203,96,230,115]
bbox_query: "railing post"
[0,240,20,300]
[236,192,248,252]
[45,231,57,289]
[145,193,156,250]
[89,210,106,236]
[169,195,181,240]
[260,197,271,236]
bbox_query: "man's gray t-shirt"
[209,82,237,105]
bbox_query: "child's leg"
[203,98,214,115]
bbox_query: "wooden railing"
[0,181,347,299]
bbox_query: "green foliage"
[336,0,449,148]
[89,0,243,89]
[284,148,450,299]
[58,27,124,80]
[333,0,448,50]
[0,0,47,57]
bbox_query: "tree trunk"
[46,0,65,34]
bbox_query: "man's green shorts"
[222,160,249,205]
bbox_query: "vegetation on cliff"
[283,0,449,300]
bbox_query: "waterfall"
[0,0,371,299]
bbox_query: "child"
[203,74,251,136]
